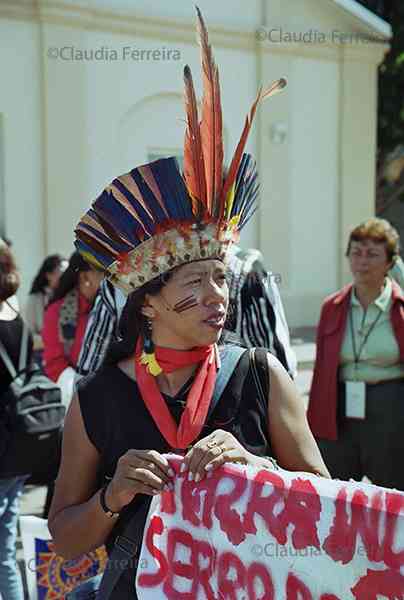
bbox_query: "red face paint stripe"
[173,295,198,313]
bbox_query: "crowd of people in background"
[2,215,404,598]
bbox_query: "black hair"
[50,251,92,304]
[104,272,173,366]
[30,254,65,294]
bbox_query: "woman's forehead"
[350,239,386,251]
[173,259,225,278]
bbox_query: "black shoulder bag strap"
[249,347,268,403]
[97,344,246,600]
[0,338,17,380]
[250,347,279,468]
[208,344,246,418]
[0,319,29,381]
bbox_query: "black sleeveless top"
[0,315,33,396]
[78,346,272,599]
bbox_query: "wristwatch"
[99,483,120,518]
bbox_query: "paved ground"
[16,332,316,597]
[291,326,316,399]
[17,486,47,598]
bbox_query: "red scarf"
[134,338,218,449]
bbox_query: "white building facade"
[0,0,391,326]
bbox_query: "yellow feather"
[224,184,236,220]
[80,252,105,271]
[229,215,240,229]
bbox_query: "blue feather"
[112,179,156,234]
[79,222,131,255]
[150,158,193,222]
[74,238,112,268]
[94,191,151,244]
[130,168,167,223]
[230,154,259,229]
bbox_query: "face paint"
[173,294,199,314]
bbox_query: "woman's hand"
[182,430,271,483]
[106,449,175,512]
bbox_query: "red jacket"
[307,280,404,441]
[42,293,90,382]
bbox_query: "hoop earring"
[140,318,162,376]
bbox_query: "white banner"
[136,456,404,600]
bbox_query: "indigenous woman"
[49,10,329,599]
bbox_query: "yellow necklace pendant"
[140,350,163,376]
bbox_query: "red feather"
[221,78,287,206]
[183,65,207,214]
[196,6,224,216]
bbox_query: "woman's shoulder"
[322,284,352,308]
[77,363,134,400]
[219,344,270,390]
[316,285,352,326]
[0,300,20,323]
[0,311,21,328]
[79,363,121,387]
[219,343,270,366]
[391,279,404,305]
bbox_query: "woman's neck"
[157,364,198,397]
[354,280,385,310]
[119,353,199,397]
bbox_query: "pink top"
[42,293,91,382]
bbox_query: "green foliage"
[356,2,404,156]
[379,10,404,155]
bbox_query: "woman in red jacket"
[307,218,404,490]
[42,251,102,516]
[43,252,103,393]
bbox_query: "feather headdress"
[75,8,286,295]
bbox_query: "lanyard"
[349,305,383,367]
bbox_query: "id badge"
[345,381,366,420]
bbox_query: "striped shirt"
[77,281,124,377]
[224,246,296,377]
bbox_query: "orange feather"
[221,78,287,207]
[183,64,207,215]
[196,6,224,216]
